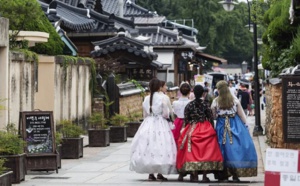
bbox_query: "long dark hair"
[149,78,161,113]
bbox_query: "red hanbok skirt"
[176,120,223,172]
[172,118,184,143]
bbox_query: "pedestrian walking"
[237,84,250,116]
[172,82,191,144]
[176,85,223,182]
[211,80,257,182]
[129,78,177,181]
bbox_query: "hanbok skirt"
[172,118,184,144]
[129,115,177,174]
[215,114,257,177]
[176,120,223,173]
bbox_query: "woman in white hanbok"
[130,78,177,181]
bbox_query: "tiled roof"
[137,27,185,46]
[91,32,157,61]
[134,16,166,26]
[40,1,117,32]
[101,0,155,17]
[56,0,97,9]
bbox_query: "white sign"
[265,148,298,173]
[281,172,300,186]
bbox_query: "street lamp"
[219,0,264,136]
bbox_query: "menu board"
[282,76,300,142]
[19,111,55,154]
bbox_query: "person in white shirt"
[228,81,237,97]
[172,83,191,143]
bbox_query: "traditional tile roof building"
[38,0,226,84]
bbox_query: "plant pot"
[110,126,127,143]
[88,129,110,147]
[126,122,141,137]
[0,171,13,186]
[61,138,83,159]
[0,154,26,184]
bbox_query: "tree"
[262,0,299,77]
[0,0,64,55]
[135,0,254,64]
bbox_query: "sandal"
[148,174,156,181]
[157,173,168,181]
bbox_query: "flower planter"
[61,137,83,159]
[126,122,141,137]
[0,171,13,186]
[88,129,110,147]
[0,154,26,184]
[110,126,127,142]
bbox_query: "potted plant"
[0,123,26,184]
[0,158,13,186]
[56,120,85,159]
[109,113,129,142]
[126,109,143,137]
[88,112,110,147]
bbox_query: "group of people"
[129,78,258,182]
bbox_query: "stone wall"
[119,94,143,117]
[265,82,300,149]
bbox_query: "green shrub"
[0,158,7,174]
[88,113,108,129]
[110,113,129,127]
[56,120,85,138]
[0,131,25,155]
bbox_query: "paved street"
[14,108,267,186]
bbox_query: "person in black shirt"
[237,84,250,116]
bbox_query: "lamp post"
[219,0,264,136]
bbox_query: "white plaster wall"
[0,18,9,128]
[84,66,91,119]
[70,65,78,120]
[54,64,62,122]
[9,60,22,125]
[77,67,84,120]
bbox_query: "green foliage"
[129,79,145,97]
[88,113,108,129]
[15,49,39,62]
[0,158,7,174]
[56,120,85,138]
[135,0,255,64]
[110,113,129,127]
[0,131,25,155]
[0,0,64,55]
[55,132,63,146]
[103,93,114,119]
[262,0,299,76]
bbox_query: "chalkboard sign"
[282,76,300,142]
[19,111,55,154]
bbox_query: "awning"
[195,52,227,64]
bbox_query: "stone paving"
[14,109,267,186]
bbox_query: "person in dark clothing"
[237,84,250,116]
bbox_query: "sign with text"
[280,172,300,186]
[282,76,300,142]
[19,111,55,154]
[265,148,298,173]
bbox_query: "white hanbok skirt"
[129,115,177,174]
